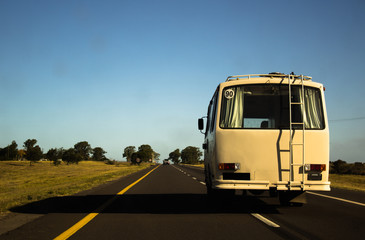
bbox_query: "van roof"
[226,73,312,82]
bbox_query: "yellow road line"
[54,165,160,240]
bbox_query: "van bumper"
[213,180,331,191]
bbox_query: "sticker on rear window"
[224,89,235,99]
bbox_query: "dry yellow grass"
[180,163,204,168]
[329,174,365,192]
[0,161,151,214]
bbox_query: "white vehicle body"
[199,73,330,202]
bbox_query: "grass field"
[0,161,152,214]
[329,174,365,192]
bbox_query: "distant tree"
[74,141,92,160]
[137,144,154,162]
[8,141,18,159]
[23,139,37,152]
[23,139,42,165]
[331,159,350,174]
[123,146,136,162]
[351,162,365,175]
[0,148,4,161]
[46,148,64,165]
[181,146,202,164]
[0,140,18,160]
[92,147,107,161]
[26,145,43,165]
[62,148,82,165]
[153,151,160,162]
[169,149,181,164]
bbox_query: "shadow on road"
[10,194,281,215]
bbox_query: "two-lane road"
[1,165,364,239]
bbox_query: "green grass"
[0,161,152,214]
[329,174,365,192]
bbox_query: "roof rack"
[225,73,312,82]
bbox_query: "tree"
[92,147,107,161]
[23,139,42,165]
[137,144,154,162]
[181,146,202,164]
[8,141,18,160]
[123,146,136,162]
[46,148,64,165]
[351,162,365,175]
[62,148,82,165]
[23,139,37,152]
[168,149,181,164]
[26,145,43,165]
[153,152,160,162]
[74,141,92,160]
[0,141,18,160]
[331,159,350,174]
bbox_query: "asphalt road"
[1,164,364,240]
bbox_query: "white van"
[198,73,330,205]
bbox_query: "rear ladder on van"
[288,74,306,189]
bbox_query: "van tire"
[205,166,235,197]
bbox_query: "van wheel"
[205,167,235,197]
[205,166,213,194]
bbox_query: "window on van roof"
[219,84,324,129]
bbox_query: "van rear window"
[219,84,324,129]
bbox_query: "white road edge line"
[307,191,365,207]
[172,165,205,185]
[251,213,280,228]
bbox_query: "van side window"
[205,101,212,136]
[210,91,218,132]
[206,89,218,135]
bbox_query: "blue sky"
[1,0,364,163]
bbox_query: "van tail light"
[305,164,326,172]
[219,163,240,171]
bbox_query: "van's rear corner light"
[219,163,240,171]
[305,164,326,172]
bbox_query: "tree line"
[166,146,202,165]
[122,145,160,165]
[330,160,365,175]
[122,145,203,165]
[0,139,107,165]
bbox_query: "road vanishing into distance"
[1,164,364,240]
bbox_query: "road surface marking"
[172,165,205,185]
[307,191,365,207]
[251,213,280,228]
[53,165,160,240]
